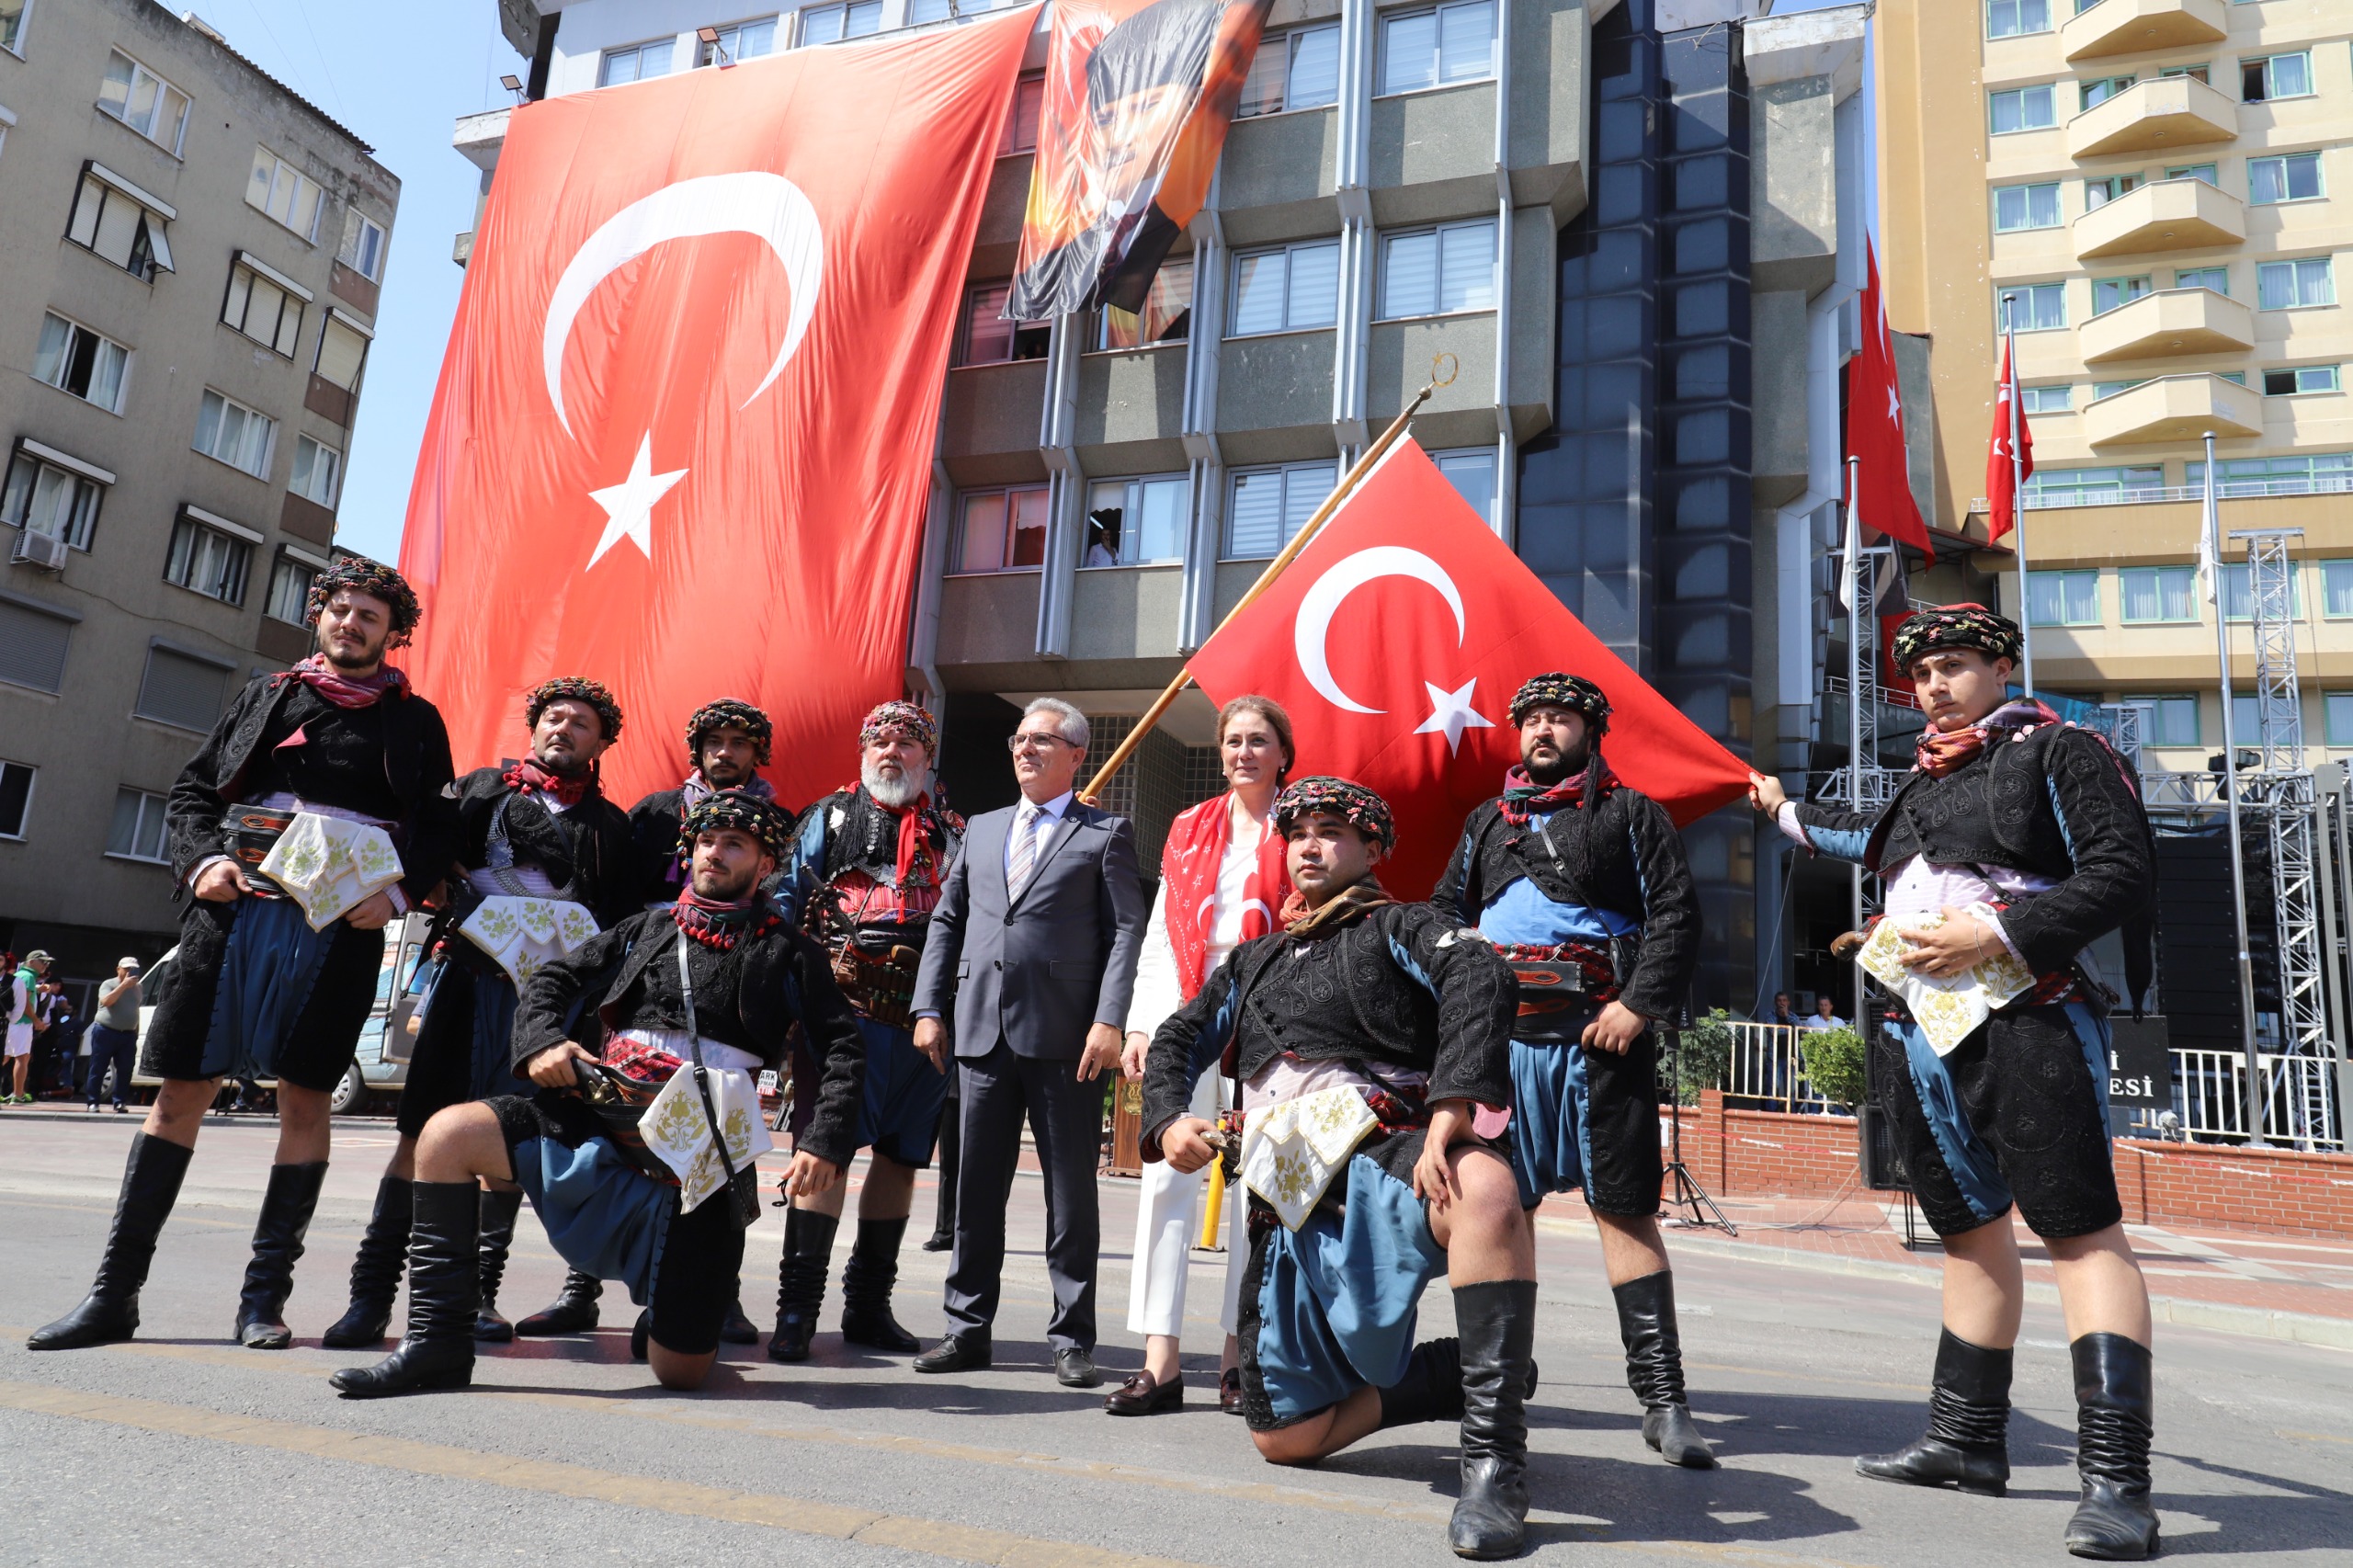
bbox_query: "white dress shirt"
[1004,789,1075,876]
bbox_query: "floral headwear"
[1273,776,1396,850]
[1508,672,1611,735]
[306,559,421,648]
[859,699,938,755]
[678,788,793,861]
[524,677,623,740]
[1891,605,2023,671]
[685,699,773,767]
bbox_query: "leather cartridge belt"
[1497,937,1631,1038]
[828,921,925,1030]
[220,805,298,898]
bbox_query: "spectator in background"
[1760,992,1802,1028]
[1802,995,1847,1032]
[35,978,80,1097]
[6,950,51,1105]
[86,960,142,1115]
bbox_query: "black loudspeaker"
[1858,1103,1907,1191]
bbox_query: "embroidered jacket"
[444,767,642,928]
[777,785,965,931]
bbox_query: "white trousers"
[1124,1074,1244,1339]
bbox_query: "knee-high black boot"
[2064,1334,2160,1561]
[1378,1338,1463,1429]
[769,1208,838,1362]
[329,1183,479,1397]
[321,1176,413,1349]
[1449,1279,1537,1562]
[516,1267,602,1335]
[28,1133,194,1350]
[924,1114,958,1252]
[234,1161,329,1349]
[1614,1270,1717,1469]
[840,1216,920,1352]
[473,1187,523,1342]
[1856,1328,2013,1496]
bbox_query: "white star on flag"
[586,433,688,566]
[1414,677,1495,755]
[1886,382,1902,421]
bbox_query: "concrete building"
[0,0,399,972]
[459,0,1875,1009]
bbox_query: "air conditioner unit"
[9,528,69,572]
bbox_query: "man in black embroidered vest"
[1749,605,2162,1562]
[1434,672,1713,1470]
[768,700,964,1361]
[330,790,864,1398]
[30,562,459,1354]
[1143,778,1537,1561]
[320,678,640,1353]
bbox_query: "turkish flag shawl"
[1186,438,1752,898]
[1847,241,1935,560]
[1159,793,1286,997]
[399,9,1040,807]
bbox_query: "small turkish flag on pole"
[1847,242,1935,561]
[1985,329,2035,544]
[1185,438,1753,897]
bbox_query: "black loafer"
[1055,1348,1102,1389]
[914,1333,991,1374]
[1104,1370,1182,1415]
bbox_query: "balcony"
[2084,372,2262,445]
[2062,0,2228,63]
[2075,175,2244,260]
[2080,287,2254,364]
[2066,76,2237,161]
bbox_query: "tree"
[1799,1026,1869,1111]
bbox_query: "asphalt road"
[0,1113,2347,1567]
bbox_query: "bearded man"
[30,562,458,1353]
[769,701,964,1361]
[321,679,640,1353]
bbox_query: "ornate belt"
[826,921,925,1031]
[220,805,298,898]
[1496,938,1625,1032]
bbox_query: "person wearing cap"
[85,959,142,1114]
[766,700,964,1363]
[1749,604,2163,1562]
[29,560,459,1356]
[1435,671,1715,1471]
[328,789,866,1399]
[1142,778,1537,1561]
[321,678,640,1354]
[6,949,51,1105]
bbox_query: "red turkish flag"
[398,9,1040,806]
[1847,242,1934,561]
[1984,333,2035,543]
[1186,439,1753,898]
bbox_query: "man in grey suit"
[909,698,1146,1388]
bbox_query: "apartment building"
[0,0,399,970]
[1878,0,2351,773]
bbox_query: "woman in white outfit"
[1106,697,1293,1416]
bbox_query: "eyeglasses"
[1007,733,1074,754]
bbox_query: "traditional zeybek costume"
[769,701,965,1361]
[627,699,779,902]
[28,562,458,1355]
[330,791,866,1398]
[1142,779,1538,1558]
[1434,672,1715,1468]
[1779,607,2162,1559]
[322,679,639,1352]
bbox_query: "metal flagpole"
[1844,453,1866,1025]
[2007,310,2030,697]
[2206,429,2268,1146]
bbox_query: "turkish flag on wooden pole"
[398,8,1040,806]
[1185,438,1753,897]
[1985,329,2035,543]
[1847,242,1935,561]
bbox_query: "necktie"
[1006,803,1042,901]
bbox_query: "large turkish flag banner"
[399,8,1040,808]
[1187,438,1753,898]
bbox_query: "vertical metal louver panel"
[0,600,72,693]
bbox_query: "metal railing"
[1718,1022,1843,1114]
[2165,1049,2344,1152]
[1972,475,2353,513]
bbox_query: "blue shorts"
[790,1016,948,1168]
[1506,1023,1663,1215]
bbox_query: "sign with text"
[2107,1016,2172,1109]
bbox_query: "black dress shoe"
[720,1300,761,1345]
[1055,1348,1103,1389]
[1220,1366,1245,1415]
[920,1231,952,1253]
[914,1333,991,1374]
[1104,1369,1182,1415]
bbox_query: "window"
[2120,565,2196,623]
[598,38,676,85]
[221,256,307,358]
[2091,275,2151,315]
[1098,257,1192,349]
[265,550,324,625]
[1239,24,1341,118]
[2029,570,2100,626]
[1230,240,1340,335]
[106,788,167,862]
[164,511,255,606]
[1985,0,2049,38]
[1379,220,1495,319]
[2165,163,2217,185]
[337,210,389,281]
[2133,695,2200,747]
[698,17,779,64]
[0,760,29,840]
[1,446,106,551]
[194,392,275,480]
[0,597,71,693]
[800,1,881,44]
[2258,257,2335,311]
[2267,366,2341,396]
[1989,84,2057,133]
[1225,460,1336,559]
[2160,63,2211,85]
[957,283,1051,365]
[953,485,1049,574]
[999,74,1043,155]
[2079,75,2135,112]
[246,148,324,243]
[2249,153,2323,206]
[2084,174,2140,210]
[2242,52,2312,103]
[1434,447,1497,523]
[314,312,370,392]
[2020,383,2075,414]
[0,0,27,54]
[2029,464,2164,507]
[1083,474,1188,566]
[290,435,341,506]
[2176,266,2228,295]
[2090,378,2145,400]
[1377,1,1494,97]
[2195,451,2353,499]
[2002,282,2066,332]
[2328,694,2353,748]
[1994,182,2063,232]
[65,167,175,280]
[135,643,231,731]
[2323,561,2353,618]
[97,51,189,153]
[31,313,130,415]
[2221,562,2300,622]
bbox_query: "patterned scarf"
[273,653,406,710]
[1915,699,2061,778]
[1159,793,1285,996]
[672,889,779,950]
[1279,876,1396,937]
[504,756,594,809]
[1497,756,1617,824]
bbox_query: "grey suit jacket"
[911,799,1147,1061]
